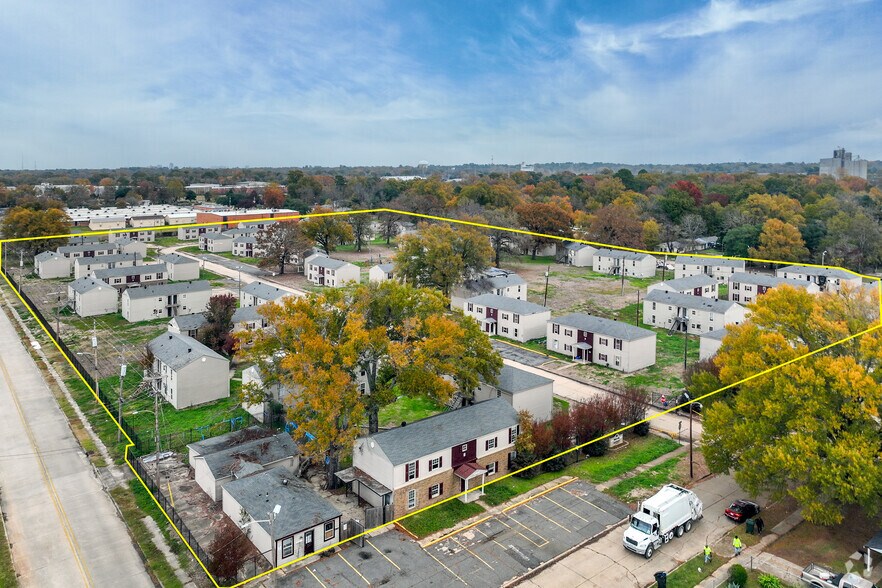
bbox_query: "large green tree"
[1,206,72,256]
[255,220,312,275]
[300,206,354,254]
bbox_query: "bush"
[728,564,748,588]
[634,420,651,436]
[584,437,609,457]
[757,574,783,588]
[511,451,540,479]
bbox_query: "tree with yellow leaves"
[748,218,809,262]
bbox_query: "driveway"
[491,340,553,367]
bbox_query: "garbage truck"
[623,483,703,559]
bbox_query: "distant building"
[240,281,291,307]
[547,313,657,373]
[369,263,395,283]
[462,294,550,342]
[593,249,657,278]
[564,242,598,267]
[147,331,230,409]
[775,264,863,294]
[92,263,167,291]
[305,256,360,287]
[34,251,71,279]
[474,365,554,421]
[647,275,717,299]
[675,256,745,282]
[728,272,820,304]
[450,268,527,310]
[159,253,200,281]
[73,253,141,279]
[67,277,118,317]
[819,148,867,180]
[121,281,212,322]
[643,290,747,335]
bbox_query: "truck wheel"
[644,546,654,559]
[676,524,684,538]
[684,520,693,533]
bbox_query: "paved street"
[521,474,752,588]
[0,301,153,588]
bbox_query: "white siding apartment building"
[232,236,265,258]
[462,294,550,343]
[450,268,527,310]
[122,280,212,322]
[34,251,72,279]
[306,256,360,287]
[177,225,221,240]
[369,263,395,283]
[547,313,656,373]
[147,331,230,409]
[73,253,141,279]
[200,233,234,253]
[108,230,156,242]
[775,265,863,293]
[643,290,748,335]
[240,281,291,307]
[88,217,126,231]
[563,242,597,267]
[57,242,120,260]
[114,238,149,258]
[647,274,717,299]
[593,249,657,278]
[474,365,554,421]
[675,256,746,282]
[67,277,118,317]
[92,263,168,291]
[699,328,727,360]
[728,272,820,304]
[158,253,200,281]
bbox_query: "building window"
[485,438,497,451]
[467,303,473,312]
[564,329,572,337]
[406,461,418,481]
[501,326,509,334]
[615,356,621,366]
[429,484,442,499]
[513,328,518,338]
[513,314,519,324]
[324,521,335,541]
[487,462,498,476]
[477,306,483,314]
[509,426,518,444]
[553,340,559,350]
[282,537,294,558]
[552,323,559,334]
[407,489,417,510]
[599,353,608,361]
[501,313,509,321]
[429,456,442,471]
[599,337,608,346]
[564,344,572,352]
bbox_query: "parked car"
[674,393,702,415]
[801,563,878,588]
[724,499,760,523]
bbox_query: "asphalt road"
[0,302,153,588]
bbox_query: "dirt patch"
[676,446,710,484]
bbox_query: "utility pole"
[92,319,98,369]
[662,255,667,281]
[117,363,127,442]
[635,290,640,326]
[689,401,694,479]
[683,318,689,369]
[18,249,22,293]
[154,379,161,486]
[543,267,550,306]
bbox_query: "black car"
[675,393,702,415]
[725,499,761,522]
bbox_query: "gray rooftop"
[564,242,595,251]
[57,242,119,255]
[777,264,857,280]
[159,253,198,266]
[309,256,352,270]
[375,263,395,273]
[242,281,288,302]
[35,251,63,261]
[188,426,275,456]
[730,272,812,289]
[232,305,263,324]
[369,398,519,466]
[93,263,166,279]
[494,365,553,394]
[656,274,717,291]
[206,233,233,241]
[223,468,341,537]
[69,277,113,295]
[233,236,258,244]
[645,289,741,313]
[595,248,655,262]
[675,255,745,269]
[699,328,728,341]
[147,331,227,370]
[124,280,211,300]
[75,253,141,266]
[465,293,550,315]
[551,313,656,341]
[201,433,299,479]
[170,312,207,331]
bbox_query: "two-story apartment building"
[450,268,527,310]
[57,242,120,260]
[108,230,156,243]
[775,265,863,293]
[113,238,149,258]
[474,365,554,421]
[306,256,360,287]
[240,281,291,307]
[462,294,551,342]
[232,236,265,258]
[674,256,746,282]
[368,263,395,283]
[34,251,72,279]
[200,233,234,253]
[147,331,230,408]
[159,253,200,281]
[122,280,212,322]
[728,272,820,304]
[177,225,222,240]
[337,398,519,518]
[647,274,717,298]
[67,277,118,317]
[546,313,657,372]
[699,328,728,360]
[643,290,748,335]
[92,263,167,292]
[73,252,141,279]
[593,249,657,278]
[563,242,597,267]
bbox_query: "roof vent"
[168,334,172,340]
[188,348,192,353]
[401,421,407,427]
[282,479,288,486]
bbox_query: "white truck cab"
[623,484,703,559]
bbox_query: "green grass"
[198,268,225,281]
[652,551,726,587]
[178,246,202,255]
[211,251,262,266]
[553,396,570,411]
[0,513,16,588]
[606,456,683,501]
[111,482,185,588]
[504,254,557,266]
[154,237,185,247]
[718,283,729,299]
[399,500,486,538]
[481,435,681,506]
[379,395,443,428]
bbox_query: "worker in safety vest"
[733,535,743,556]
[704,544,712,563]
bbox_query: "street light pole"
[822,250,828,266]
[635,290,640,326]
[683,317,689,369]
[237,266,242,302]
[117,363,127,442]
[689,401,694,479]
[543,267,550,306]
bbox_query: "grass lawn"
[399,500,485,539]
[606,456,684,502]
[379,395,443,428]
[718,283,729,299]
[481,435,681,507]
[154,237,185,247]
[504,254,558,266]
[212,251,262,266]
[553,396,570,411]
[0,513,16,588]
[198,268,225,281]
[653,551,726,587]
[178,246,202,255]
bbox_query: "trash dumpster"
[654,571,667,588]
[746,518,755,534]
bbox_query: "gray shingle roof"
[551,313,656,341]
[57,242,119,255]
[188,426,274,456]
[170,313,207,331]
[644,289,741,313]
[730,272,811,289]
[369,398,518,466]
[159,253,198,266]
[207,233,233,241]
[675,255,745,269]
[233,236,258,244]
[465,293,549,315]
[232,305,262,324]
[69,277,113,294]
[700,328,728,341]
[147,331,227,370]
[656,274,717,291]
[494,365,553,394]
[777,264,857,280]
[375,263,395,272]
[93,263,166,279]
[75,253,140,266]
[201,433,299,479]
[223,468,341,537]
[309,256,352,270]
[124,280,211,300]
[35,251,63,261]
[460,271,526,296]
[564,242,594,251]
[242,281,288,301]
[595,248,655,262]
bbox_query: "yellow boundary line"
[1,208,881,587]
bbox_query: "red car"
[725,500,761,522]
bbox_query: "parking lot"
[267,479,631,587]
[491,340,554,367]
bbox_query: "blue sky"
[1,0,880,168]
